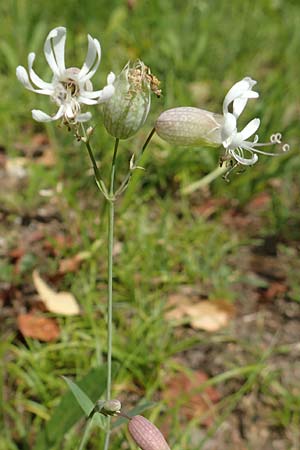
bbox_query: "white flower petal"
[76,112,92,122]
[229,149,259,166]
[79,75,115,100]
[239,118,260,141]
[16,65,53,95]
[79,90,103,99]
[28,53,54,91]
[44,27,66,76]
[77,95,99,105]
[65,103,76,119]
[221,112,237,144]
[97,84,115,103]
[233,98,248,118]
[51,27,66,73]
[78,35,101,80]
[223,77,258,114]
[16,65,35,90]
[32,106,64,122]
[107,71,115,85]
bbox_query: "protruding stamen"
[270,132,282,144]
[282,143,290,152]
[249,132,290,156]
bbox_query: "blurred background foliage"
[0,0,300,449]
[1,0,299,205]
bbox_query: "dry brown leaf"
[59,253,84,274]
[247,192,271,210]
[162,370,221,426]
[187,301,232,331]
[18,313,60,341]
[33,270,80,315]
[166,295,234,331]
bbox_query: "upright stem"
[115,128,156,197]
[104,138,119,450]
[78,419,93,450]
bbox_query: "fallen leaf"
[9,247,25,261]
[263,281,287,300]
[192,198,227,219]
[247,192,271,210]
[166,295,234,331]
[162,370,221,426]
[35,146,57,167]
[59,254,84,274]
[33,270,80,315]
[4,158,28,179]
[18,313,60,341]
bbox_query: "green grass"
[1,0,300,448]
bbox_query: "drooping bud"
[102,399,121,416]
[155,107,223,147]
[88,398,121,419]
[128,415,171,450]
[103,60,159,140]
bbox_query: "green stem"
[78,419,93,450]
[103,138,119,450]
[115,128,156,197]
[81,125,109,197]
[181,164,227,195]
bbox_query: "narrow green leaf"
[61,376,94,416]
[33,364,118,450]
[62,377,106,430]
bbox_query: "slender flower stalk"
[115,127,156,197]
[103,138,119,450]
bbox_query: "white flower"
[220,77,289,167]
[16,26,115,124]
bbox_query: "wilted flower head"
[16,26,115,124]
[128,415,170,450]
[103,60,160,139]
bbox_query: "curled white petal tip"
[16,65,29,85]
[107,72,116,85]
[97,84,115,103]
[79,34,101,80]
[76,112,92,122]
[32,107,64,122]
[47,26,66,38]
[223,76,259,118]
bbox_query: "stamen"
[270,132,282,144]
[250,132,290,155]
[282,143,290,152]
[222,160,239,182]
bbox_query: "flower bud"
[102,399,121,415]
[103,60,156,140]
[155,107,223,147]
[128,415,170,450]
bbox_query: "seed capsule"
[128,415,171,450]
[102,60,152,140]
[155,107,223,147]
